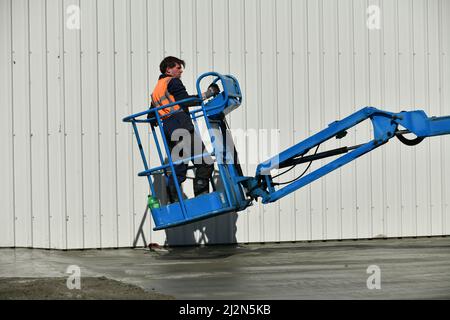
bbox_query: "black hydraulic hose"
[273,144,321,186]
[395,132,424,146]
[272,163,296,179]
[272,161,314,186]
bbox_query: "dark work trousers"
[162,113,214,201]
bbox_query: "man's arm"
[168,78,202,110]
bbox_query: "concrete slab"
[1,237,450,299]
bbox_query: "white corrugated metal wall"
[1,0,449,249]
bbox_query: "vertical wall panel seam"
[79,0,85,248]
[319,0,326,240]
[192,0,196,80]
[226,0,234,242]
[126,0,133,245]
[95,0,102,247]
[411,0,418,235]
[380,0,387,237]
[430,0,436,233]
[113,0,119,247]
[256,0,263,242]
[227,0,231,74]
[410,0,418,236]
[162,0,166,55]
[39,0,51,247]
[45,0,51,248]
[429,0,435,234]
[438,0,445,234]
[178,0,181,55]
[423,0,433,235]
[210,0,214,69]
[436,0,443,234]
[274,0,280,242]
[208,0,213,67]
[288,0,294,240]
[366,0,374,237]
[178,0,181,57]
[243,0,249,243]
[306,0,312,241]
[379,0,385,236]
[395,0,403,236]
[192,0,197,86]
[60,0,68,249]
[351,0,358,237]
[336,0,343,239]
[290,0,296,241]
[242,0,250,243]
[128,0,135,242]
[365,0,372,237]
[60,0,65,248]
[10,0,16,247]
[27,0,34,247]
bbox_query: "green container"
[147,195,160,209]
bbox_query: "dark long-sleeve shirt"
[164,75,202,110]
[157,74,201,134]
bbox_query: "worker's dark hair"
[159,56,185,74]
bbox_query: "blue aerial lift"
[123,72,450,231]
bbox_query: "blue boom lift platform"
[123,72,450,231]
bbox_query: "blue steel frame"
[123,72,249,230]
[124,72,450,230]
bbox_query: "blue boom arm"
[245,108,450,204]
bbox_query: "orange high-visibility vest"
[151,77,181,119]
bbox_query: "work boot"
[193,178,210,197]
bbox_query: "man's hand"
[202,83,221,99]
[208,83,220,96]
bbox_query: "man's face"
[166,63,183,78]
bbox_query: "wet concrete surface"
[1,237,450,299]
